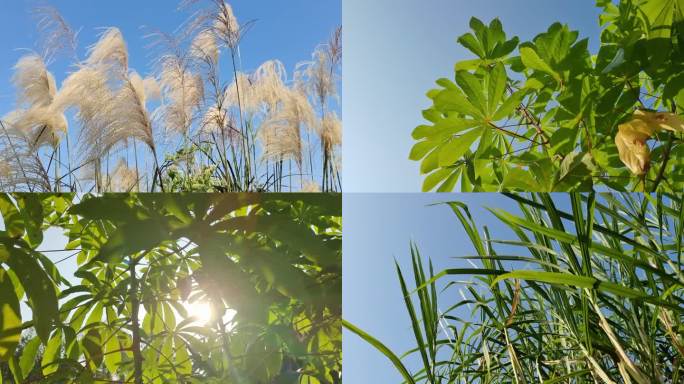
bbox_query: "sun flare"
[186,300,213,325]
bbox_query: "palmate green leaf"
[41,329,62,376]
[92,218,169,264]
[434,89,483,118]
[217,213,338,267]
[4,246,58,343]
[458,32,485,58]
[502,167,542,191]
[520,46,561,81]
[455,71,487,113]
[0,196,24,239]
[492,90,525,121]
[18,336,40,376]
[554,151,596,191]
[0,267,21,361]
[15,194,44,248]
[639,0,683,39]
[422,168,455,192]
[438,128,482,167]
[519,46,560,82]
[342,320,416,384]
[487,62,508,114]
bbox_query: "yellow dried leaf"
[633,110,684,133]
[615,110,684,175]
[615,123,651,175]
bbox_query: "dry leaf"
[615,110,684,175]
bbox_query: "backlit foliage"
[0,193,341,383]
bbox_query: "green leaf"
[104,333,122,373]
[422,169,454,192]
[93,219,168,264]
[487,62,508,115]
[492,90,524,121]
[438,128,482,167]
[41,329,62,376]
[15,195,44,248]
[409,140,438,161]
[555,151,596,191]
[4,248,58,343]
[492,270,649,299]
[420,147,440,174]
[455,71,487,113]
[342,320,416,384]
[502,168,541,191]
[0,196,24,239]
[19,336,41,376]
[0,267,21,361]
[520,46,559,82]
[434,89,482,117]
[457,33,485,58]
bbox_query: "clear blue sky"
[0,0,341,113]
[342,193,576,382]
[343,0,603,192]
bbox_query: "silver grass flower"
[258,89,314,167]
[191,30,219,64]
[31,5,78,61]
[225,72,260,114]
[319,111,342,152]
[213,2,240,49]
[252,60,288,112]
[109,158,138,192]
[12,54,57,108]
[300,180,321,193]
[86,28,129,71]
[4,106,67,149]
[298,48,336,107]
[158,56,204,135]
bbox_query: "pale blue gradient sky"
[343,0,602,192]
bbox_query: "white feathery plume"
[12,54,57,107]
[109,72,156,151]
[158,56,204,135]
[298,27,341,107]
[258,117,302,166]
[200,104,238,140]
[54,66,113,130]
[252,60,288,112]
[191,30,219,64]
[213,2,240,49]
[31,5,78,61]
[319,111,342,152]
[109,158,138,192]
[86,28,129,71]
[7,106,67,149]
[225,72,260,114]
[257,88,313,167]
[300,180,321,193]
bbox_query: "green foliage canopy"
[410,0,684,192]
[0,193,341,384]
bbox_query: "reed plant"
[0,2,342,192]
[346,193,684,383]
